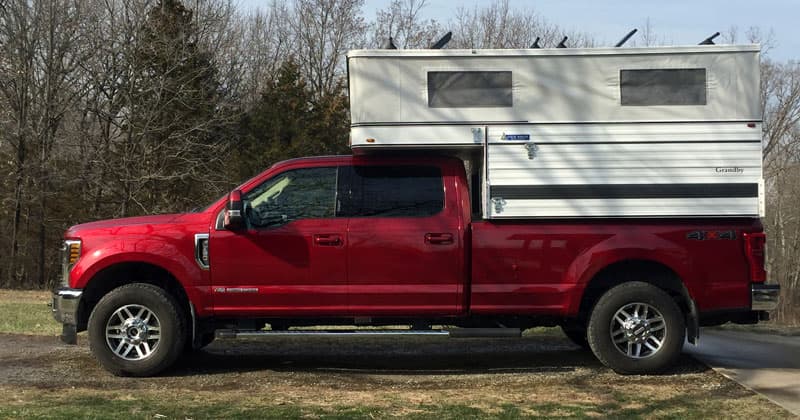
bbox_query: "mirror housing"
[223,189,245,229]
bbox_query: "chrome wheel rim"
[105,304,161,361]
[610,302,666,359]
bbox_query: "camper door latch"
[525,142,538,159]
[491,197,507,213]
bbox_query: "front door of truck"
[209,166,348,316]
[340,164,464,316]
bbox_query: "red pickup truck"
[52,154,779,376]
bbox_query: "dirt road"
[685,328,800,416]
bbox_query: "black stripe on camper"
[490,183,759,200]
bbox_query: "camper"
[347,45,763,219]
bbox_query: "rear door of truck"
[340,159,465,316]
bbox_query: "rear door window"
[340,165,444,217]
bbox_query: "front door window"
[245,167,338,228]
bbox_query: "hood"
[65,213,189,237]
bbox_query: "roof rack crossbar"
[430,31,452,49]
[615,28,638,47]
[699,32,721,45]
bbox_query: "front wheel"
[88,283,186,376]
[587,282,685,375]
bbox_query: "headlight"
[61,240,81,287]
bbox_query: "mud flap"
[60,324,77,345]
[686,295,700,345]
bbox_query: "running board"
[215,328,521,339]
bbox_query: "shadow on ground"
[169,335,707,377]
[0,332,709,388]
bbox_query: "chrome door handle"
[425,233,454,245]
[314,234,343,246]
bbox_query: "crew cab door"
[209,166,348,316]
[340,163,465,316]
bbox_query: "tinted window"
[342,166,444,217]
[244,167,337,227]
[620,69,706,106]
[428,71,512,108]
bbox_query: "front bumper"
[52,287,82,324]
[751,284,780,311]
[52,288,82,344]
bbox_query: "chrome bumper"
[52,287,82,325]
[751,284,780,311]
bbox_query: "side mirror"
[223,189,245,229]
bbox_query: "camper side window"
[620,69,706,106]
[428,71,512,108]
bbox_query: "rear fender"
[564,234,698,316]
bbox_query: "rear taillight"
[743,232,767,283]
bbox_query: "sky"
[240,0,799,62]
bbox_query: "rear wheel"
[88,283,186,376]
[587,282,685,375]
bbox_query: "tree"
[237,1,295,106]
[449,0,594,49]
[294,0,365,99]
[369,0,442,49]
[0,0,87,287]
[761,59,800,324]
[108,0,232,215]
[234,59,350,181]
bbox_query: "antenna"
[556,36,568,48]
[430,32,452,49]
[383,37,397,50]
[699,32,720,45]
[530,37,541,48]
[615,28,638,47]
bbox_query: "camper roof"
[347,44,761,127]
[347,44,760,58]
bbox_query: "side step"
[215,328,521,339]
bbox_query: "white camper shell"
[346,45,764,219]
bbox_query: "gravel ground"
[0,331,784,413]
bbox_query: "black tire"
[587,281,685,375]
[88,283,186,377]
[560,322,590,349]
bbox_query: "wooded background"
[1,0,797,323]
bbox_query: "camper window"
[428,71,512,108]
[620,68,706,106]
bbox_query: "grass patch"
[0,290,60,335]
[0,386,792,420]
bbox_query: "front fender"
[70,236,211,316]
